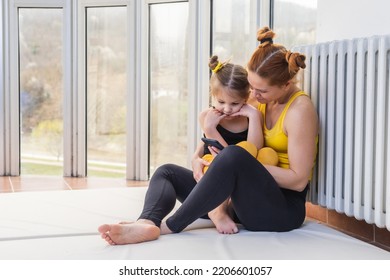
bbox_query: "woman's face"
[212,87,246,117]
[247,71,285,104]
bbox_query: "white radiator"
[293,35,390,230]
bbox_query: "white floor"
[1,187,389,260]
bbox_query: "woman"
[98,26,318,245]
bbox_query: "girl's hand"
[208,145,221,156]
[232,103,263,149]
[231,103,258,118]
[203,107,225,131]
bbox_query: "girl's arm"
[192,108,225,182]
[231,104,263,149]
[200,108,228,147]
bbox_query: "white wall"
[317,0,390,43]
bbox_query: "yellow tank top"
[257,91,307,169]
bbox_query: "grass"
[21,162,126,178]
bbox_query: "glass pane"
[212,0,251,66]
[19,8,63,176]
[86,7,127,178]
[149,2,189,175]
[273,0,317,48]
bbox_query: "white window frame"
[0,1,6,175]
[76,0,135,178]
[6,0,71,176]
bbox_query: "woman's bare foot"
[208,207,238,234]
[160,221,173,235]
[98,220,160,245]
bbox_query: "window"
[19,8,64,175]
[273,0,317,48]
[149,2,189,175]
[211,0,252,66]
[1,0,260,180]
[86,7,127,178]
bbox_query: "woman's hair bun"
[257,27,275,47]
[285,51,306,75]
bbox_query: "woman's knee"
[214,145,255,167]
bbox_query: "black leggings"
[138,145,308,233]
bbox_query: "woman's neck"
[276,85,300,104]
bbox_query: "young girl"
[199,56,278,172]
[196,55,263,234]
[199,56,260,171]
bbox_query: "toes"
[103,234,117,245]
[98,224,111,234]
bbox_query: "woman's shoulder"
[286,93,318,128]
[287,91,313,109]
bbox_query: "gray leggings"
[139,145,308,232]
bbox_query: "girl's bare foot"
[208,208,238,234]
[98,221,160,245]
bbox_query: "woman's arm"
[265,96,318,192]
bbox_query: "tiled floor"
[0,176,149,193]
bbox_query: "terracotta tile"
[65,176,128,190]
[327,209,374,240]
[63,177,89,189]
[0,177,13,193]
[126,180,149,187]
[10,176,70,192]
[305,202,327,223]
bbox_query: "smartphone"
[201,137,224,150]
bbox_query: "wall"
[306,203,390,251]
[317,0,390,43]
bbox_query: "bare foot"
[208,208,238,234]
[98,221,160,245]
[119,221,133,225]
[160,221,173,235]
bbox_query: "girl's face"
[212,87,246,116]
[247,71,286,104]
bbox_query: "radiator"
[293,35,390,230]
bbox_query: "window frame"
[6,0,71,176]
[77,0,134,178]
[0,1,5,175]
